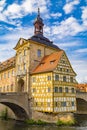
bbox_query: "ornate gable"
[54,51,76,76]
[14,38,27,50]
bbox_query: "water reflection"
[0,120,87,130]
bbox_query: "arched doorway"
[18,78,24,92]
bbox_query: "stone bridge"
[76,92,87,114]
[0,92,31,120]
[0,92,87,120]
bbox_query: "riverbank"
[0,119,87,130]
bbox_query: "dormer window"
[37,49,41,57]
[50,60,55,64]
[40,62,45,66]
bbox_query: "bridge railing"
[0,92,28,96]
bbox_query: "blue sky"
[0,0,87,83]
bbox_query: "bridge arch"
[0,93,30,120]
[76,98,87,114]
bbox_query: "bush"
[0,108,8,120]
[56,119,75,126]
[25,119,47,125]
[25,119,37,125]
[37,119,47,125]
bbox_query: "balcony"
[16,70,27,76]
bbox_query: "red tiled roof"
[32,50,63,74]
[76,84,87,92]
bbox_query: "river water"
[0,119,87,130]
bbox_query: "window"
[24,63,26,70]
[48,76,51,81]
[4,73,6,79]
[71,101,74,106]
[7,85,9,91]
[48,87,51,92]
[37,49,41,57]
[65,87,68,93]
[18,65,20,71]
[32,77,36,82]
[54,87,58,93]
[11,84,13,91]
[41,102,43,106]
[24,50,27,56]
[71,88,75,93]
[63,76,66,82]
[0,87,2,92]
[50,60,55,64]
[3,86,5,92]
[66,69,69,72]
[61,102,66,107]
[35,102,38,106]
[70,77,73,83]
[12,70,14,76]
[8,72,10,78]
[55,74,59,81]
[47,102,50,107]
[55,102,57,107]
[0,75,2,80]
[60,68,62,71]
[59,87,62,93]
[33,88,36,92]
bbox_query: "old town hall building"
[0,9,77,113]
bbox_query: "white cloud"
[0,0,49,25]
[57,41,81,48]
[51,16,83,39]
[75,48,87,53]
[71,60,87,83]
[0,0,6,11]
[0,0,49,27]
[50,12,62,18]
[63,0,80,14]
[81,6,87,27]
[0,26,33,62]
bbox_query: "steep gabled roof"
[32,50,63,74]
[0,56,15,72]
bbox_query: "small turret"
[34,8,44,35]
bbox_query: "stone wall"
[32,110,74,123]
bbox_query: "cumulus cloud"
[51,16,83,39]
[0,26,33,62]
[0,0,49,25]
[71,60,87,83]
[75,48,87,53]
[50,12,62,18]
[63,0,80,14]
[0,0,6,11]
[81,6,87,27]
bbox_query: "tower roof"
[34,8,44,25]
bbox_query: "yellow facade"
[31,51,77,113]
[32,72,53,112]
[0,67,15,92]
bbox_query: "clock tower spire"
[34,8,44,35]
